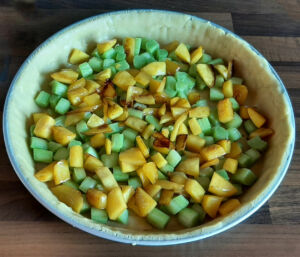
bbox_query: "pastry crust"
[4,10,294,243]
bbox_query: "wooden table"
[1,1,299,256]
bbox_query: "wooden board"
[0,1,299,256]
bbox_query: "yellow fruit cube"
[119,161,139,173]
[165,59,181,75]
[82,93,101,106]
[67,87,88,106]
[151,152,167,169]
[159,190,174,205]
[218,139,231,154]
[51,184,83,213]
[170,172,187,185]
[136,136,150,158]
[201,144,226,161]
[201,195,223,218]
[114,108,128,122]
[51,69,78,84]
[84,154,103,172]
[94,68,111,83]
[32,113,48,123]
[178,123,188,135]
[145,184,162,198]
[170,113,187,141]
[171,107,187,118]
[226,142,242,159]
[186,134,205,152]
[149,77,166,93]
[175,157,200,177]
[142,124,155,140]
[208,172,237,197]
[142,62,166,76]
[126,85,144,103]
[121,185,135,203]
[200,158,219,169]
[218,98,234,123]
[53,160,70,185]
[86,189,107,209]
[142,162,158,184]
[163,40,179,52]
[135,71,152,87]
[119,148,146,166]
[69,145,83,168]
[124,37,135,63]
[222,80,233,98]
[190,46,203,64]
[136,167,150,187]
[196,64,215,87]
[219,199,241,216]
[223,158,238,174]
[135,188,157,217]
[127,196,141,216]
[113,71,136,91]
[175,134,188,151]
[34,114,55,139]
[155,180,184,194]
[248,108,266,128]
[87,114,104,128]
[85,79,100,94]
[106,187,127,220]
[68,78,86,92]
[161,128,169,138]
[105,138,112,155]
[249,128,274,139]
[52,126,76,146]
[125,116,147,133]
[95,166,118,191]
[174,98,191,108]
[135,95,156,105]
[184,179,205,203]
[160,113,174,124]
[233,85,248,105]
[97,39,117,54]
[239,106,249,119]
[174,43,190,63]
[188,91,201,105]
[65,112,85,127]
[214,64,228,79]
[68,49,89,64]
[35,162,55,182]
[107,102,123,120]
[189,106,210,118]
[188,118,202,135]
[158,103,166,117]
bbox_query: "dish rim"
[2,9,296,246]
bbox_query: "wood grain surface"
[0,1,300,256]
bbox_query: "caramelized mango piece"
[86,189,107,209]
[95,166,118,191]
[184,179,205,203]
[248,108,266,128]
[190,46,203,64]
[135,188,157,217]
[53,160,70,185]
[175,157,200,177]
[52,126,76,145]
[208,172,237,197]
[219,199,241,216]
[35,162,55,182]
[51,69,78,84]
[175,43,190,63]
[97,39,117,54]
[233,85,248,105]
[201,195,223,218]
[34,115,55,139]
[107,187,127,220]
[218,98,234,123]
[201,144,226,161]
[69,49,89,64]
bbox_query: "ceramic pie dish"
[3,10,295,245]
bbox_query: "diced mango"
[84,154,103,172]
[68,78,86,92]
[135,188,157,217]
[124,37,135,63]
[136,167,151,187]
[106,187,127,220]
[51,184,83,213]
[250,128,274,139]
[65,112,85,126]
[189,106,210,118]
[107,102,123,120]
[165,59,181,75]
[145,184,162,198]
[35,162,56,182]
[53,160,70,185]
[248,108,266,128]
[190,46,203,64]
[218,140,231,154]
[222,80,233,98]
[150,77,166,94]
[51,69,78,84]
[121,185,135,203]
[184,179,205,203]
[161,128,169,138]
[239,106,249,119]
[127,196,141,216]
[208,172,237,197]
[186,134,206,152]
[175,43,190,63]
[159,190,174,205]
[170,172,187,185]
[176,134,188,151]
[219,199,241,216]
[97,39,117,54]
[226,142,242,159]
[201,195,223,218]
[69,145,83,168]
[114,108,128,122]
[32,113,49,124]
[171,107,187,119]
[94,68,111,83]
[151,152,167,169]
[163,40,179,52]
[233,85,248,105]
[170,113,187,141]
[105,138,112,155]
[126,85,144,103]
[218,98,234,123]
[95,166,118,191]
[142,124,155,140]
[135,71,152,87]
[67,87,89,106]
[201,144,226,161]
[87,114,104,128]
[119,148,146,166]
[82,93,101,106]
[86,189,107,209]
[142,62,166,76]
[188,118,202,135]
[84,125,112,136]
[125,116,147,133]
[52,126,76,145]
[136,136,150,158]
[200,158,219,169]
[196,64,215,87]
[34,115,55,139]
[155,180,184,194]
[174,98,191,108]
[113,71,136,91]
[142,162,158,184]
[135,95,156,105]
[160,113,174,124]
[176,157,200,177]
[214,64,228,80]
[223,158,238,174]
[69,49,89,64]
[188,91,201,105]
[85,79,100,94]
[120,161,139,173]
